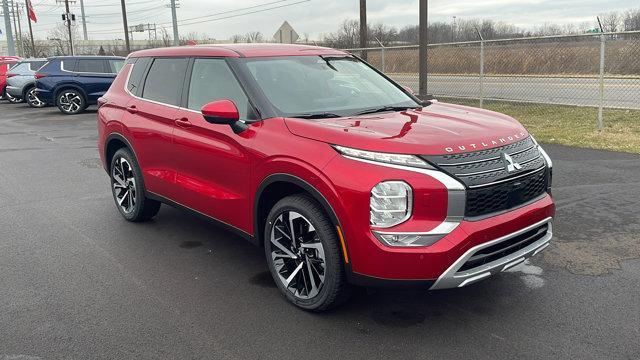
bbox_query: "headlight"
[333,145,433,169]
[370,181,412,228]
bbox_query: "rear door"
[74,59,119,102]
[125,57,189,198]
[171,58,258,230]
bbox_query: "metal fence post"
[480,40,485,108]
[381,46,386,73]
[598,34,606,132]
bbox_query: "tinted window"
[187,58,255,120]
[76,59,106,73]
[29,61,46,71]
[9,63,29,72]
[108,59,125,73]
[142,58,188,106]
[127,57,150,96]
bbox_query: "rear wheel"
[110,148,161,222]
[26,87,46,108]
[57,89,86,115]
[264,195,350,311]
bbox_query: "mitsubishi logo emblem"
[502,153,523,173]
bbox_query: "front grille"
[459,223,549,272]
[422,137,549,218]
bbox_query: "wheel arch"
[104,133,139,174]
[53,84,87,105]
[254,174,342,248]
[21,82,37,99]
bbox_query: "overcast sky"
[6,0,640,41]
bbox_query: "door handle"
[126,105,138,114]
[174,118,192,128]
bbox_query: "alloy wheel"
[59,91,83,113]
[27,88,45,107]
[111,157,137,214]
[6,92,21,103]
[270,211,326,300]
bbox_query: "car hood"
[284,102,529,155]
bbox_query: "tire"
[25,86,46,108]
[6,92,23,103]
[57,89,86,115]
[264,195,351,311]
[110,148,161,222]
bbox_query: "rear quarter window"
[76,59,108,73]
[126,57,151,96]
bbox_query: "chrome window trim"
[61,59,117,76]
[123,62,182,110]
[343,155,466,244]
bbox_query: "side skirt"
[146,191,258,246]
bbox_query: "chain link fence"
[346,31,640,134]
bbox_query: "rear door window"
[108,59,125,74]
[76,59,108,73]
[141,58,188,106]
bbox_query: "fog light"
[374,233,442,247]
[370,181,412,228]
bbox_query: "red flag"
[26,0,38,23]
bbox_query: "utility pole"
[26,0,35,56]
[359,0,367,60]
[11,0,20,56]
[169,0,179,46]
[419,0,428,99]
[62,0,74,55]
[79,0,87,41]
[15,2,24,56]
[120,0,130,53]
[2,0,15,55]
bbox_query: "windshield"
[242,56,420,118]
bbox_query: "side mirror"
[201,100,248,134]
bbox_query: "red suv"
[98,44,555,311]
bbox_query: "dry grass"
[440,98,640,154]
[358,38,640,76]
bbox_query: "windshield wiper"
[352,106,419,116]
[290,112,343,119]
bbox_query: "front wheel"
[110,148,161,222]
[6,92,22,103]
[26,87,46,108]
[57,89,86,115]
[265,195,351,311]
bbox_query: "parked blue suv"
[35,56,125,115]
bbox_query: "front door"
[171,58,259,232]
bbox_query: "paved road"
[390,74,640,109]
[1,104,639,359]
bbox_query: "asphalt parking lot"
[1,103,639,360]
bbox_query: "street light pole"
[79,0,88,41]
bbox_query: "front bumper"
[430,217,552,289]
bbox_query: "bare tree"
[600,11,622,32]
[229,34,244,43]
[48,23,80,55]
[159,27,172,47]
[244,31,264,43]
[624,8,640,31]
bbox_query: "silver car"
[5,58,48,107]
